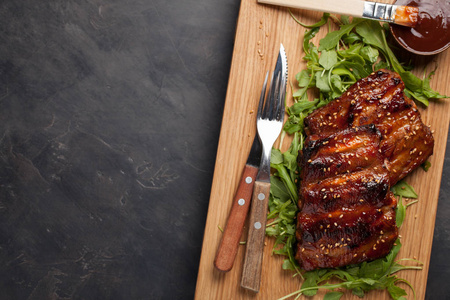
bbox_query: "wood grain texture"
[215,165,258,272]
[241,180,271,293]
[195,0,450,298]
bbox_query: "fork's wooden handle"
[214,165,258,272]
[241,180,270,293]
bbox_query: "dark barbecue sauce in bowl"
[390,0,450,55]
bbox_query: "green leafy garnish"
[267,15,441,299]
[391,180,418,199]
[422,161,431,172]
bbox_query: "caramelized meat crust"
[304,69,434,185]
[296,70,432,270]
[295,126,398,270]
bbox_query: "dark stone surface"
[0,0,447,299]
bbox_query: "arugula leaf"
[391,180,418,198]
[355,21,385,52]
[323,291,344,300]
[296,69,314,88]
[422,70,447,99]
[303,27,320,56]
[387,281,408,300]
[315,70,332,92]
[301,270,323,296]
[289,10,330,29]
[318,20,362,51]
[269,175,291,202]
[319,50,338,70]
[360,45,379,64]
[396,196,406,228]
[271,148,284,164]
[422,161,431,172]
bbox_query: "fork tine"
[257,71,269,120]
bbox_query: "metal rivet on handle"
[258,193,265,200]
[238,198,245,206]
[254,222,262,229]
[245,176,252,184]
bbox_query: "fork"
[241,70,286,293]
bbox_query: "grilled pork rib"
[296,126,398,270]
[295,70,433,271]
[304,69,434,185]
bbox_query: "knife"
[258,0,419,27]
[213,112,262,272]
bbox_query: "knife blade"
[213,103,263,273]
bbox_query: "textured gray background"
[0,0,448,299]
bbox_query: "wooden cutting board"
[195,0,450,299]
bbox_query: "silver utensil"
[241,44,287,293]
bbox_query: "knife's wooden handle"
[241,180,270,293]
[214,165,258,272]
